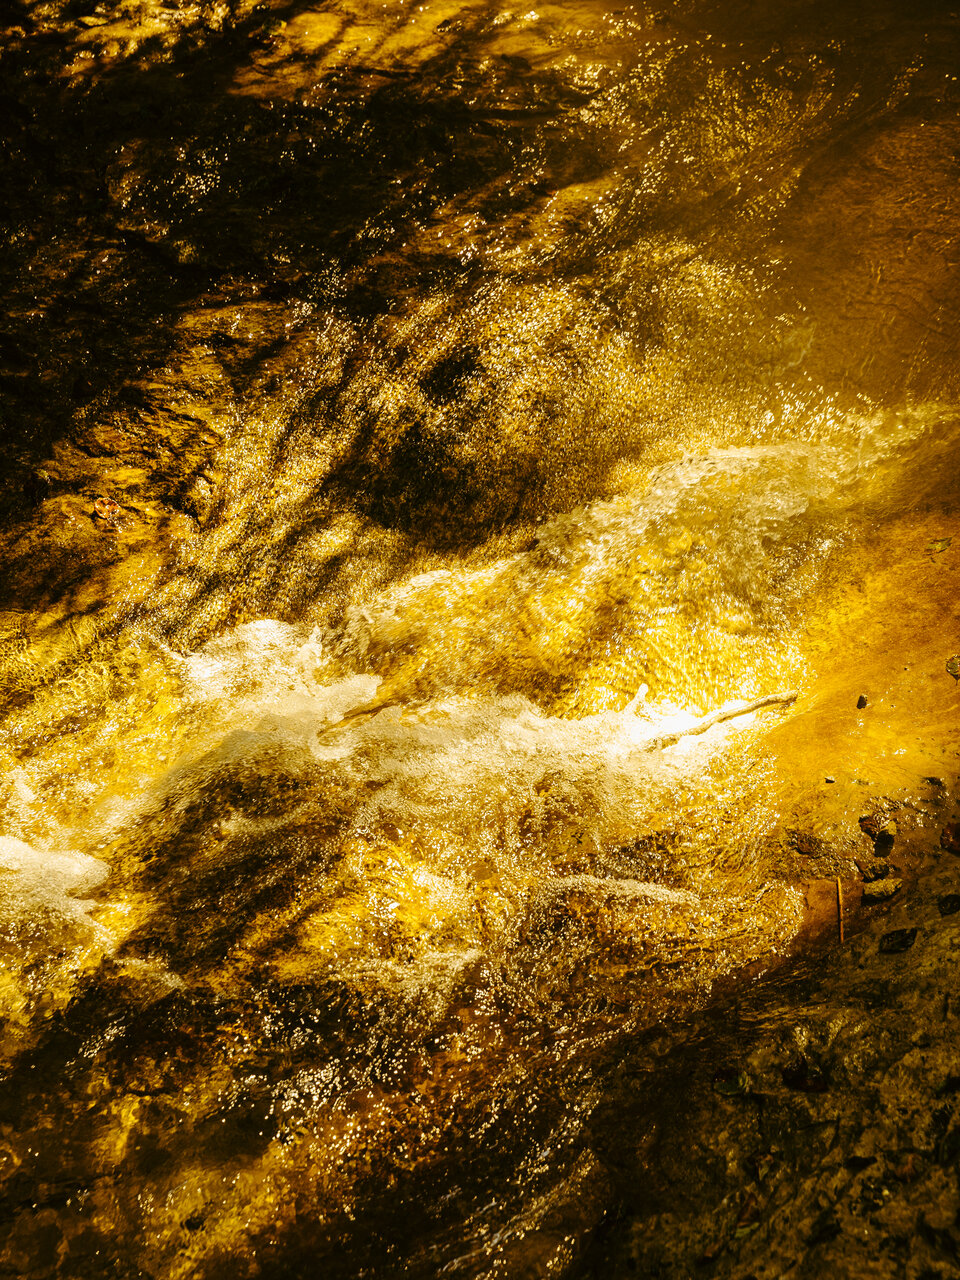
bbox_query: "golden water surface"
[0,0,958,1274]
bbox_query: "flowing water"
[1,0,959,1275]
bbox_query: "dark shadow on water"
[0,0,583,520]
[3,0,957,585]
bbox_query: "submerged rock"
[878,926,918,953]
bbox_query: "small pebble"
[857,694,868,709]
[825,776,835,784]
[94,495,120,520]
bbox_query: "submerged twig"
[323,689,798,749]
[642,690,798,751]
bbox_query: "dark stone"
[879,928,918,954]
[807,1209,842,1245]
[418,345,482,404]
[781,1053,829,1092]
[937,895,960,917]
[844,1155,876,1171]
[860,813,897,846]
[712,1068,749,1097]
[857,694,868,709]
[875,829,896,855]
[936,1127,960,1168]
[941,825,960,854]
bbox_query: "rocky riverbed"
[579,851,960,1280]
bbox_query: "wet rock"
[878,927,918,954]
[93,496,121,523]
[788,829,828,858]
[859,813,886,840]
[946,655,960,682]
[800,877,846,939]
[856,694,868,709]
[861,877,903,903]
[856,858,895,883]
[941,824,960,854]
[936,894,960,917]
[860,812,897,854]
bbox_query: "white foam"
[0,836,107,897]
[180,619,329,703]
[0,835,108,926]
[303,692,693,841]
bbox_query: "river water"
[0,0,959,1275]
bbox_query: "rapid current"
[0,0,959,1275]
